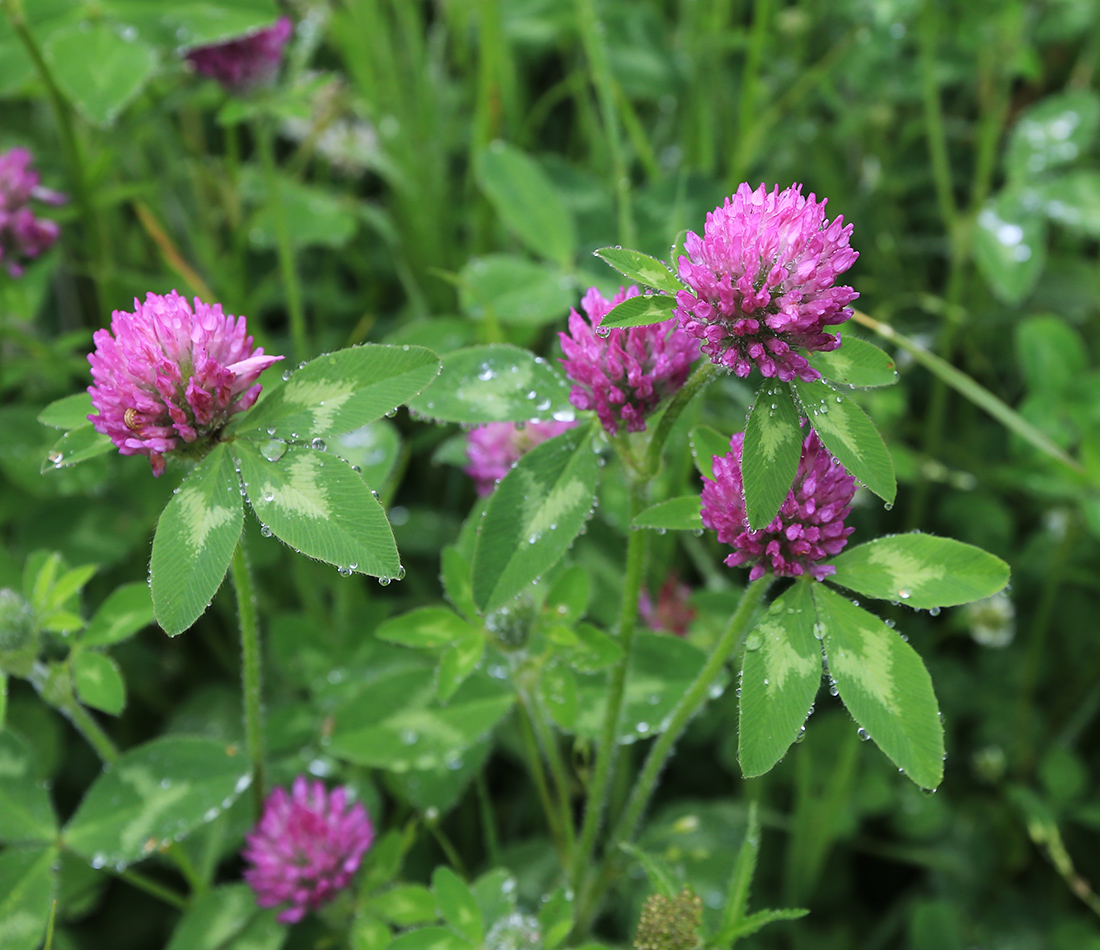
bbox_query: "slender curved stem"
[529,688,576,858]
[576,576,772,931]
[517,694,565,856]
[29,662,118,765]
[230,539,265,816]
[255,117,308,359]
[571,478,648,895]
[115,869,189,910]
[645,361,720,476]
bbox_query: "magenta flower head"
[0,147,66,277]
[675,182,858,381]
[639,574,696,638]
[185,17,293,93]
[466,420,577,496]
[559,285,698,435]
[87,290,282,476]
[242,777,374,924]
[701,429,856,581]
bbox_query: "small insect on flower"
[123,408,142,432]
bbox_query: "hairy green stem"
[571,479,648,896]
[530,688,576,858]
[517,694,566,857]
[476,770,502,867]
[230,540,265,816]
[256,118,308,359]
[115,868,189,910]
[578,576,772,931]
[29,662,119,764]
[574,0,636,246]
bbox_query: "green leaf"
[631,495,703,531]
[433,867,484,944]
[806,337,898,388]
[597,293,676,330]
[150,444,243,636]
[792,378,896,505]
[593,247,682,294]
[472,425,599,611]
[43,563,97,612]
[43,24,156,127]
[827,534,1010,608]
[441,547,478,621]
[332,420,402,491]
[973,190,1047,305]
[369,884,438,926]
[538,886,574,950]
[539,661,579,730]
[407,344,573,425]
[566,623,623,672]
[713,801,760,945]
[386,738,491,816]
[72,651,126,716]
[236,345,440,441]
[165,883,284,950]
[573,633,718,742]
[248,176,359,251]
[38,393,93,430]
[812,585,944,789]
[732,907,810,940]
[475,142,576,267]
[742,382,802,529]
[351,915,392,950]
[82,583,154,647]
[40,425,114,473]
[1005,90,1100,180]
[63,737,250,869]
[0,845,58,950]
[1015,315,1088,395]
[459,255,576,327]
[104,0,282,48]
[690,425,731,481]
[329,669,515,772]
[1036,169,1100,239]
[436,633,485,704]
[739,583,823,778]
[377,608,481,650]
[544,564,590,625]
[388,927,473,950]
[0,732,57,844]
[236,443,400,579]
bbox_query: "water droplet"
[745,632,762,651]
[260,440,287,462]
[311,438,327,451]
[400,729,419,745]
[338,566,353,576]
[260,525,273,538]
[929,606,941,617]
[898,588,912,600]
[378,576,392,587]
[857,727,871,741]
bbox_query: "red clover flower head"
[242,777,374,924]
[639,574,696,638]
[87,290,283,476]
[0,147,66,277]
[701,430,856,581]
[559,285,698,435]
[185,17,293,92]
[675,182,858,381]
[466,420,577,496]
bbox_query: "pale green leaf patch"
[792,378,896,504]
[62,737,251,868]
[235,344,440,441]
[739,582,823,777]
[827,533,1010,609]
[235,443,400,579]
[742,382,802,529]
[472,424,600,611]
[407,344,573,425]
[150,444,243,637]
[812,585,944,789]
[594,247,684,294]
[597,293,677,330]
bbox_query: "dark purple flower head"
[559,286,698,435]
[185,17,293,93]
[675,182,858,382]
[243,777,374,924]
[0,147,66,277]
[701,429,856,581]
[466,420,577,496]
[87,291,282,476]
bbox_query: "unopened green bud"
[634,887,703,950]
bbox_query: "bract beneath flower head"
[675,182,858,382]
[701,429,856,581]
[87,291,283,476]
